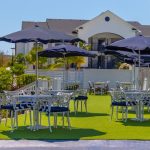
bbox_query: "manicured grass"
[1,94,150,140]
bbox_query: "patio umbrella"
[106,35,150,67]
[38,44,96,58]
[38,44,96,88]
[104,49,145,89]
[106,35,150,89]
[0,25,82,94]
[0,25,81,43]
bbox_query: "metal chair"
[0,91,33,130]
[39,92,72,131]
[73,89,88,114]
[88,81,94,95]
[109,90,137,122]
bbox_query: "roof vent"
[105,16,110,22]
[79,26,83,29]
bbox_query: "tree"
[25,45,47,69]
[9,53,26,76]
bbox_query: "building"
[16,10,150,69]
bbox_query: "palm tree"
[25,45,47,69]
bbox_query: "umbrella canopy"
[104,50,137,58]
[104,50,143,63]
[0,25,82,44]
[104,50,150,64]
[0,25,83,94]
[38,44,96,58]
[106,35,150,54]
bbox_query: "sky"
[0,0,150,54]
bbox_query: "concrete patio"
[1,140,150,150]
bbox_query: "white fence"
[26,69,139,89]
[82,69,135,88]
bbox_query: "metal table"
[124,91,147,121]
[15,95,52,130]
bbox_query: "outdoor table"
[124,91,147,121]
[94,82,106,95]
[119,82,133,90]
[14,94,52,130]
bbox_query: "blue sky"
[0,0,150,54]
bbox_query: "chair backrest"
[88,81,94,88]
[51,92,73,107]
[109,90,126,103]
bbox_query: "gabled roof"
[22,12,150,37]
[46,19,88,35]
[22,21,48,29]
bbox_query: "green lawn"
[1,94,150,140]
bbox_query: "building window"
[105,16,110,22]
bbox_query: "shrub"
[16,74,36,88]
[0,67,12,92]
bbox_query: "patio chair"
[109,90,137,122]
[88,81,94,95]
[0,91,33,130]
[73,89,88,114]
[142,91,150,113]
[39,92,72,131]
[38,95,52,132]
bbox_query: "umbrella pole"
[133,60,136,89]
[63,53,66,90]
[35,41,38,95]
[138,50,141,90]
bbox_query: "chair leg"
[39,112,42,126]
[74,101,76,114]
[29,110,32,129]
[110,106,114,120]
[24,111,27,126]
[66,111,71,130]
[48,113,52,132]
[121,106,124,120]
[14,111,18,129]
[77,101,79,112]
[5,110,9,127]
[53,113,57,128]
[10,111,14,131]
[84,100,87,113]
[62,112,65,128]
[116,106,118,120]
[125,107,128,122]
[81,101,82,112]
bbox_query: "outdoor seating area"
[1,8,150,143]
[88,81,109,95]
[1,92,150,140]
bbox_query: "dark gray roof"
[22,21,48,29]
[46,19,88,35]
[127,21,142,27]
[22,19,150,37]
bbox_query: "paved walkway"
[1,140,150,150]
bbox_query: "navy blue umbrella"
[106,35,150,69]
[0,25,83,94]
[104,49,145,89]
[0,25,82,43]
[38,44,96,88]
[106,35,150,54]
[38,44,96,58]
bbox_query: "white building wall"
[16,43,25,54]
[77,11,136,42]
